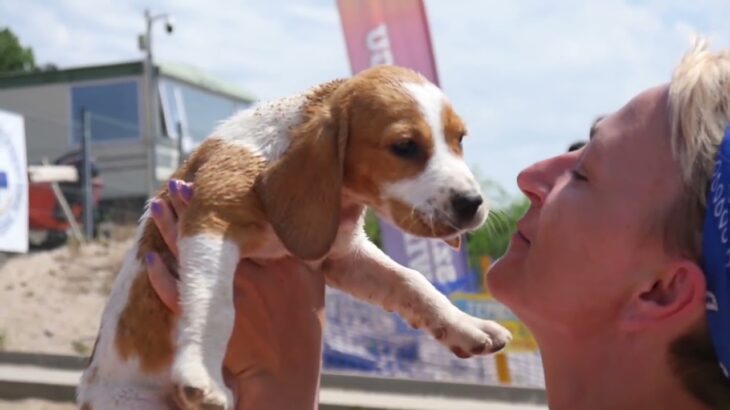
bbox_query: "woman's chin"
[485,251,525,303]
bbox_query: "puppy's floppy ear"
[257,96,349,260]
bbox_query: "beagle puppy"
[77,65,511,410]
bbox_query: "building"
[0,61,256,220]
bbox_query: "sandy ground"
[0,399,75,409]
[0,235,133,355]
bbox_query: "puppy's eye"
[458,131,466,146]
[390,139,421,159]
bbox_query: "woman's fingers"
[146,179,195,314]
[145,253,181,314]
[150,199,180,258]
[167,179,193,217]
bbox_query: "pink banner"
[336,0,474,293]
[336,0,440,83]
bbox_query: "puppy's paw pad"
[434,312,512,358]
[172,362,232,410]
[179,385,204,403]
[174,382,231,410]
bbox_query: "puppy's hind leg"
[172,233,239,410]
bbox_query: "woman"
[146,40,730,409]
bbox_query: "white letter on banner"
[720,208,727,229]
[404,235,433,280]
[431,241,457,284]
[707,291,719,311]
[365,23,393,66]
[716,182,724,202]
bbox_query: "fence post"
[80,108,94,241]
[495,352,512,384]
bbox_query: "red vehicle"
[28,151,103,248]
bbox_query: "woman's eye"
[570,169,588,181]
[390,139,421,159]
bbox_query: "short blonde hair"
[666,37,730,407]
[669,37,730,201]
[659,39,730,260]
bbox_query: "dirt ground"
[0,232,133,356]
[0,399,76,410]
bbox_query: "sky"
[2,0,730,198]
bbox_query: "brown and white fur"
[76,65,512,409]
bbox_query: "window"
[70,80,141,144]
[159,78,250,150]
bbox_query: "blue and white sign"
[0,109,28,253]
[379,220,476,295]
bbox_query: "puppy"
[77,65,511,410]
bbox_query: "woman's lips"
[513,229,531,246]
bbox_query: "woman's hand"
[146,180,325,410]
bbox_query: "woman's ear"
[256,103,349,261]
[621,260,707,331]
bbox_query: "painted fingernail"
[168,179,178,193]
[180,183,193,201]
[145,253,155,265]
[150,200,162,217]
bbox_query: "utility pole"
[139,9,174,198]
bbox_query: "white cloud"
[2,0,730,197]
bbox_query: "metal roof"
[0,60,256,103]
[157,62,256,102]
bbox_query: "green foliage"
[363,208,382,248]
[466,194,529,271]
[0,28,36,74]
[464,170,531,268]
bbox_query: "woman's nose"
[517,153,577,206]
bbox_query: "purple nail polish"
[145,253,155,265]
[151,200,162,216]
[180,183,193,201]
[168,179,178,193]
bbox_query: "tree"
[0,28,36,74]
[466,195,529,269]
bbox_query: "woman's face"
[487,85,685,337]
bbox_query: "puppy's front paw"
[172,353,232,410]
[429,311,512,358]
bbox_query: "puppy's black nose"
[451,192,483,223]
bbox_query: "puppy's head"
[340,65,488,244]
[259,65,487,260]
